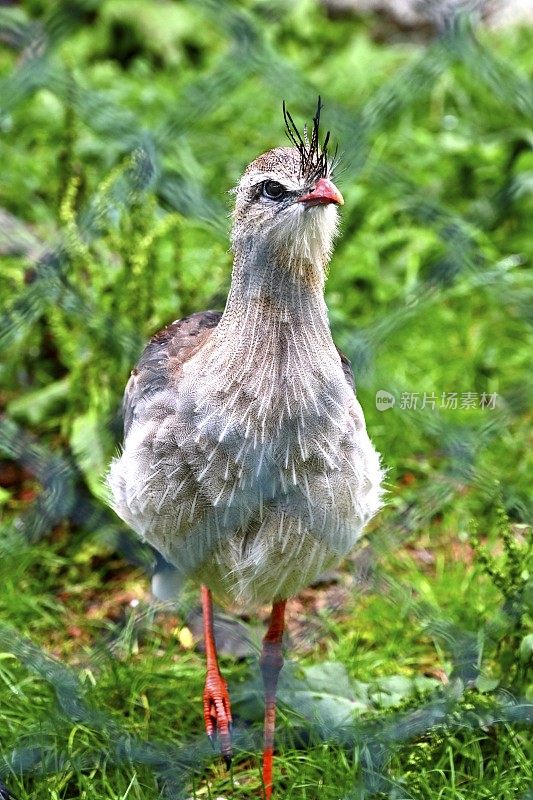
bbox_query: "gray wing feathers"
[122,310,354,437]
[337,348,355,390]
[123,310,222,436]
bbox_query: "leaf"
[7,378,69,426]
[176,626,194,650]
[70,409,109,502]
[303,661,363,699]
[280,662,371,732]
[370,674,440,708]
[519,634,533,665]
[474,675,500,693]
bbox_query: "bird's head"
[231,99,343,272]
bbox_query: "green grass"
[0,511,531,798]
[0,1,532,798]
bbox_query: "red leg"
[201,585,232,766]
[260,599,287,800]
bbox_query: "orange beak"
[297,177,344,207]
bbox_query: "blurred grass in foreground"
[0,0,532,797]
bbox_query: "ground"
[0,1,531,798]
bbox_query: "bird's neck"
[185,237,346,430]
[215,237,334,349]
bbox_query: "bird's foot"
[203,667,233,767]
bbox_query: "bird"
[107,98,383,798]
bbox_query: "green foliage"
[471,501,533,693]
[0,0,532,798]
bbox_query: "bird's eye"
[262,180,286,200]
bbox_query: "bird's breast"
[175,360,369,519]
[108,339,383,600]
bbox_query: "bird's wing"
[123,310,223,437]
[337,347,355,390]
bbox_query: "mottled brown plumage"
[123,311,222,437]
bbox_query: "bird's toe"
[203,669,233,766]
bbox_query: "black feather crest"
[283,96,336,183]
